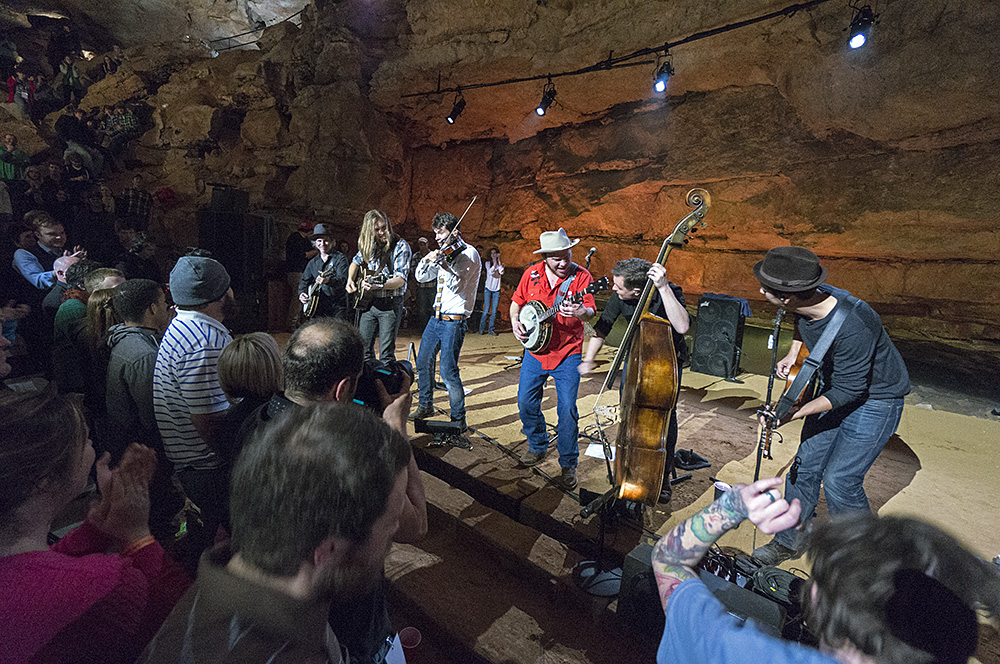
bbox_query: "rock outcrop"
[61,0,1000,348]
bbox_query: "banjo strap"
[552,265,578,311]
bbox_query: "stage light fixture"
[536,80,557,116]
[847,3,877,49]
[446,91,466,124]
[653,54,674,93]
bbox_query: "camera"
[353,359,414,414]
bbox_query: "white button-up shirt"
[415,244,481,317]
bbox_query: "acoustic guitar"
[303,265,339,317]
[518,276,609,354]
[351,266,387,310]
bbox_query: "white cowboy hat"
[532,228,580,254]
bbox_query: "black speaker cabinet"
[619,542,786,639]
[209,185,249,215]
[690,295,746,379]
[196,208,268,333]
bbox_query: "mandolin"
[518,276,609,353]
[303,265,339,317]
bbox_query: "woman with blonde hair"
[346,209,411,362]
[215,332,283,464]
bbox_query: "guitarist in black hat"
[298,223,349,322]
[750,246,909,566]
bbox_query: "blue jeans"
[479,288,500,334]
[518,352,582,469]
[774,397,905,550]
[417,317,468,421]
[359,296,402,362]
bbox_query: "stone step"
[385,472,659,664]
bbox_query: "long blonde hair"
[86,287,120,361]
[358,209,393,265]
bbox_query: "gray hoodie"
[106,323,160,445]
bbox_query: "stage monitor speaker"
[689,295,745,379]
[618,542,786,639]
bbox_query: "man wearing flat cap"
[298,223,349,322]
[750,246,909,565]
[510,228,596,491]
[154,255,235,564]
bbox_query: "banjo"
[518,276,608,353]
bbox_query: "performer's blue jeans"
[417,317,468,422]
[479,288,500,334]
[773,396,905,550]
[518,352,581,469]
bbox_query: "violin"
[431,195,476,266]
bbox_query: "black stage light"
[653,57,674,93]
[847,3,877,49]
[536,80,557,116]
[446,91,466,124]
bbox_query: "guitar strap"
[552,264,578,311]
[773,296,862,421]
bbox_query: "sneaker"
[489,331,498,336]
[658,484,673,504]
[557,466,578,491]
[519,450,547,467]
[409,406,435,421]
[751,539,801,565]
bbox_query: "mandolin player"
[579,257,690,504]
[298,223,349,322]
[510,228,596,491]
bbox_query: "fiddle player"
[346,210,411,362]
[750,246,909,566]
[298,223,348,321]
[411,213,481,431]
[511,229,595,491]
[579,257,689,503]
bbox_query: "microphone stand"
[753,308,784,482]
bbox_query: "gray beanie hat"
[169,256,231,306]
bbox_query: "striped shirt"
[153,310,232,471]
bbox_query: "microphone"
[579,486,618,518]
[586,247,597,259]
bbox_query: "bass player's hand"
[775,355,795,379]
[298,292,309,304]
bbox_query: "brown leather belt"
[436,314,466,321]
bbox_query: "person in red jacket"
[0,386,190,663]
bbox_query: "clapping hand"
[88,444,157,547]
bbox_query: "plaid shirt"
[122,186,152,223]
[110,110,139,135]
[352,237,411,297]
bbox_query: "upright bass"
[603,189,710,506]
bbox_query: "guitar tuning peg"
[689,227,697,233]
[683,238,689,244]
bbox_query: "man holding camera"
[236,317,426,664]
[411,212,481,431]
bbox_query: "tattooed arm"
[651,477,802,612]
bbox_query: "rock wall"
[65,0,999,348]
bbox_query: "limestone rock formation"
[31,0,998,348]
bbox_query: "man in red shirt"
[510,229,596,490]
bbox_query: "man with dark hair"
[106,278,179,538]
[143,403,415,663]
[238,316,426,664]
[580,257,689,503]
[750,246,910,565]
[411,212,481,430]
[153,256,234,563]
[510,228,596,491]
[116,231,162,283]
[651,477,998,663]
[298,223,349,322]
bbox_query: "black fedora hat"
[310,223,335,239]
[753,246,827,292]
